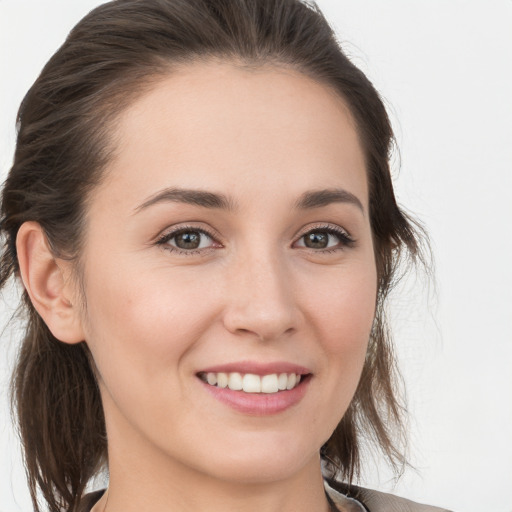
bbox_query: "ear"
[16,221,85,344]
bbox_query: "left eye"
[160,229,214,251]
[295,228,351,250]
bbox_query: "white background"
[1,1,511,511]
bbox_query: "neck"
[95,434,330,512]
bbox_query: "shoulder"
[325,479,454,512]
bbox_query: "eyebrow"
[294,188,365,213]
[135,187,236,213]
[135,186,364,214]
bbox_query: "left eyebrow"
[294,188,365,213]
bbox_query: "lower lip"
[199,376,311,416]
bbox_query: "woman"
[0,1,449,511]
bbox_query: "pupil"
[305,232,328,249]
[176,231,200,249]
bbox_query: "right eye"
[157,227,219,254]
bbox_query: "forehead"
[99,60,368,210]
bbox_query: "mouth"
[196,362,312,414]
[198,371,307,394]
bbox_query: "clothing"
[324,479,453,512]
[79,481,453,512]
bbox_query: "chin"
[187,433,322,485]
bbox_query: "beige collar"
[324,480,367,512]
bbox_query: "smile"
[197,363,312,415]
[199,372,302,393]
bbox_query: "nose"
[222,250,300,342]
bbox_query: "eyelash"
[296,224,356,252]
[155,224,355,255]
[156,225,219,256]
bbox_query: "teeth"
[278,373,288,390]
[261,374,279,393]
[286,373,297,390]
[228,372,243,391]
[217,372,228,388]
[201,371,304,393]
[242,374,261,393]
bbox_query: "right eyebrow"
[134,187,237,213]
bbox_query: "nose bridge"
[223,241,297,341]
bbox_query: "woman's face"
[77,61,377,484]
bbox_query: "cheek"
[79,263,227,442]
[302,255,377,412]
[294,259,377,444]
[81,262,220,380]
[304,262,377,352]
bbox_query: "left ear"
[16,221,85,344]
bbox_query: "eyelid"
[155,224,222,253]
[293,223,355,250]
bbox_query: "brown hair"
[0,1,427,511]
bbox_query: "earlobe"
[16,221,85,344]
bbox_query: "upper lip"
[198,361,311,376]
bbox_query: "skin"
[18,61,377,512]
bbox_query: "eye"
[156,227,219,253]
[294,226,354,251]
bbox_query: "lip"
[198,361,311,376]
[196,361,312,416]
